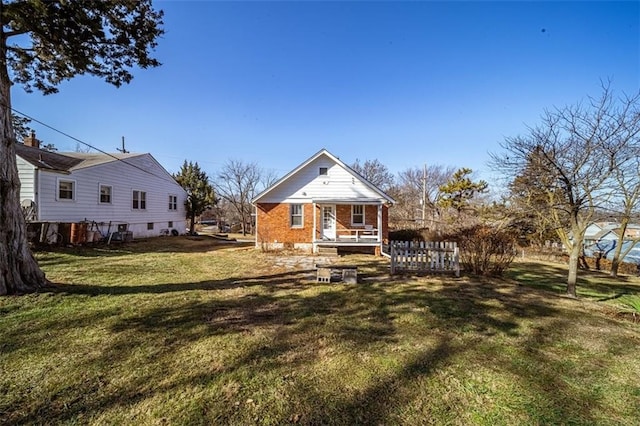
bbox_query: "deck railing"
[336,228,379,242]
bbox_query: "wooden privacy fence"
[390,241,460,276]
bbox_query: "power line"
[10,106,179,184]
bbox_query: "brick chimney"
[23,130,40,148]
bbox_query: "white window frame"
[351,204,365,226]
[290,203,304,228]
[132,190,147,210]
[57,178,75,201]
[168,194,178,211]
[99,184,112,204]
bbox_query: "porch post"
[377,204,382,242]
[312,202,316,249]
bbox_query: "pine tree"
[174,161,216,234]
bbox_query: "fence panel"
[390,241,459,276]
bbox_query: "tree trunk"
[566,241,580,298]
[0,40,48,295]
[610,219,629,278]
[189,209,196,234]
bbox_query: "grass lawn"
[1,236,639,425]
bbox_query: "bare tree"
[260,168,279,192]
[389,165,455,230]
[492,84,640,297]
[350,158,394,191]
[215,159,262,236]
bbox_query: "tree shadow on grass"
[33,235,254,258]
[47,268,315,296]
[6,256,638,424]
[507,261,640,299]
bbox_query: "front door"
[321,205,336,240]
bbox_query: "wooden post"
[454,246,460,277]
[390,241,395,274]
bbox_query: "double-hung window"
[352,205,364,226]
[58,179,75,201]
[290,204,303,228]
[100,184,112,204]
[133,190,147,210]
[169,195,177,211]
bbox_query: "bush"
[448,225,517,276]
[389,229,425,242]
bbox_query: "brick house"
[252,149,395,254]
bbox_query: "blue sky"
[12,1,640,186]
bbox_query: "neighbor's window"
[147,222,154,230]
[319,167,328,176]
[133,190,147,209]
[99,184,112,204]
[169,195,177,210]
[290,204,303,227]
[58,180,75,201]
[352,205,364,225]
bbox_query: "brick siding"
[256,202,390,244]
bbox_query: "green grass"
[1,236,639,425]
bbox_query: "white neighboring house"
[15,136,187,239]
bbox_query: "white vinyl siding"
[31,153,188,238]
[258,156,386,203]
[17,157,36,203]
[290,204,303,227]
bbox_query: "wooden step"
[317,247,338,256]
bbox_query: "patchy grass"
[1,237,639,425]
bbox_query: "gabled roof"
[63,152,143,170]
[15,143,82,172]
[593,228,620,240]
[15,143,144,172]
[252,148,395,204]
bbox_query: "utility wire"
[10,106,180,184]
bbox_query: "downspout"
[34,167,39,221]
[253,204,258,249]
[312,202,316,253]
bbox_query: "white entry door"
[321,205,336,240]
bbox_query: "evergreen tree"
[174,161,216,234]
[438,168,488,215]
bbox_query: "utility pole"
[422,164,426,228]
[117,136,129,153]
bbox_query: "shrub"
[389,229,425,242]
[449,225,517,276]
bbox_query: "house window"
[133,190,146,210]
[352,205,364,225]
[290,204,303,228]
[168,221,173,228]
[147,222,154,230]
[319,167,328,176]
[169,195,177,210]
[58,180,75,201]
[99,184,112,204]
